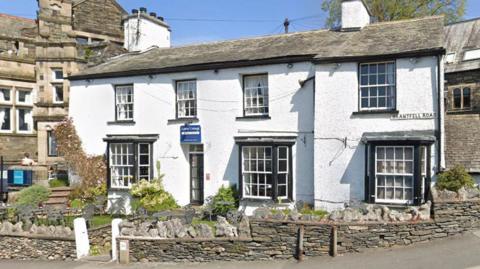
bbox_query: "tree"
[321,0,466,28]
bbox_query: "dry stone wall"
[0,235,76,261]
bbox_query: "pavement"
[2,231,480,269]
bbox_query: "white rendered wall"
[124,17,170,51]
[314,56,441,211]
[341,0,370,29]
[69,62,315,212]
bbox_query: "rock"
[418,201,431,221]
[139,222,151,233]
[171,219,187,238]
[148,228,159,238]
[289,209,300,221]
[329,210,344,221]
[381,206,390,221]
[466,188,480,199]
[163,220,175,238]
[432,187,458,201]
[388,211,400,222]
[120,221,135,229]
[156,222,168,238]
[121,228,135,236]
[0,221,13,234]
[12,222,23,233]
[37,225,48,235]
[398,213,413,222]
[64,226,73,236]
[29,224,38,234]
[252,207,271,219]
[186,226,197,238]
[215,216,238,237]
[48,225,56,234]
[195,224,214,238]
[343,208,362,222]
[238,215,251,238]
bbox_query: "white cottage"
[68,0,445,213]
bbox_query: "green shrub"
[130,179,178,212]
[48,178,69,188]
[210,185,239,217]
[15,185,51,206]
[436,165,475,192]
[70,198,84,209]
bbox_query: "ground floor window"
[240,144,292,200]
[366,142,431,206]
[47,130,58,157]
[109,142,152,188]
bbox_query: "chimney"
[341,0,371,30]
[123,8,171,52]
[157,16,164,21]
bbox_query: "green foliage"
[15,185,51,206]
[300,208,328,218]
[210,185,239,217]
[321,0,466,27]
[436,165,475,192]
[70,184,106,205]
[130,162,178,212]
[70,198,84,209]
[48,178,69,188]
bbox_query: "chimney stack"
[341,0,371,30]
[123,8,171,51]
[150,12,157,17]
[131,9,138,14]
[139,7,147,13]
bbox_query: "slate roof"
[0,13,36,40]
[70,16,445,80]
[444,17,480,73]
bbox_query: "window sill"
[352,110,399,116]
[34,102,67,108]
[236,115,271,120]
[240,197,292,203]
[446,109,478,115]
[107,120,136,125]
[167,118,199,124]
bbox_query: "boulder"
[342,208,362,222]
[465,188,480,199]
[29,224,38,234]
[12,222,24,233]
[432,187,458,201]
[163,220,175,238]
[215,216,238,237]
[329,210,344,221]
[288,209,300,221]
[0,221,13,234]
[238,215,251,238]
[156,222,168,238]
[398,212,413,222]
[252,207,271,219]
[418,201,431,221]
[120,228,135,236]
[171,218,187,238]
[120,221,135,229]
[148,228,159,238]
[381,206,390,221]
[36,225,49,235]
[388,211,401,222]
[186,226,197,238]
[195,224,214,238]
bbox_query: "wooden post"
[297,225,305,261]
[331,225,338,257]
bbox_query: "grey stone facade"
[0,235,76,261]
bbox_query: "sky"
[0,0,479,46]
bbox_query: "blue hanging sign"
[180,125,201,144]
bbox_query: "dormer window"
[359,62,396,111]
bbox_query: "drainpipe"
[436,55,443,172]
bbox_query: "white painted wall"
[341,0,370,29]
[124,16,170,51]
[69,62,315,213]
[314,56,442,211]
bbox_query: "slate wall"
[0,234,76,261]
[122,199,480,263]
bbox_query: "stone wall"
[72,0,124,38]
[120,199,480,263]
[89,224,112,251]
[0,234,76,260]
[0,134,37,165]
[445,69,480,171]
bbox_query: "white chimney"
[341,0,371,30]
[123,8,171,52]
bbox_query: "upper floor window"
[115,85,134,121]
[53,84,64,103]
[0,88,11,103]
[52,69,63,82]
[176,80,197,118]
[17,108,33,133]
[243,74,269,116]
[0,107,11,132]
[17,89,32,105]
[359,62,396,110]
[453,87,471,110]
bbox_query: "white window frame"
[16,107,33,133]
[47,130,58,157]
[375,146,414,204]
[52,68,64,82]
[115,85,134,121]
[0,106,12,133]
[243,74,269,116]
[453,87,471,110]
[277,146,289,199]
[176,80,197,118]
[242,146,273,199]
[109,143,135,189]
[0,88,12,104]
[52,83,64,104]
[16,89,33,105]
[138,143,151,181]
[359,61,396,111]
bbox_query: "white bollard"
[74,218,90,259]
[111,218,122,262]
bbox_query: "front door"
[190,145,204,204]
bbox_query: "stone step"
[45,197,68,205]
[49,191,71,197]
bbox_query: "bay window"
[359,62,396,110]
[243,74,269,116]
[176,80,197,118]
[239,142,292,200]
[115,85,134,121]
[108,142,152,188]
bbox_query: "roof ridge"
[368,15,444,27]
[0,13,35,23]
[446,17,480,26]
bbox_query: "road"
[2,231,480,269]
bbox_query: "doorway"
[189,145,204,204]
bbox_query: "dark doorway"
[189,145,204,204]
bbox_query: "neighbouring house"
[68,0,445,213]
[444,17,480,182]
[0,0,127,185]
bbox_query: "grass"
[35,214,114,229]
[299,208,328,218]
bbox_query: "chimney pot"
[139,7,147,13]
[131,9,138,14]
[150,12,157,17]
[157,16,164,21]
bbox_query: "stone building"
[444,18,480,182]
[0,0,127,182]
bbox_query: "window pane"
[463,88,471,108]
[453,88,461,108]
[18,108,32,132]
[244,75,268,116]
[0,89,11,102]
[0,107,11,130]
[48,131,58,156]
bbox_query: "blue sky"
[0,0,479,46]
